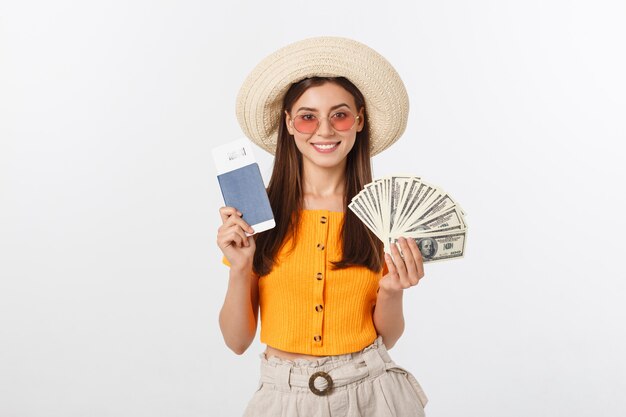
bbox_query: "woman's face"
[285,82,364,170]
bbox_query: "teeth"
[313,143,339,149]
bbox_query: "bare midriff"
[264,345,325,361]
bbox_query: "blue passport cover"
[217,163,274,226]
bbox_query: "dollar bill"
[402,206,466,234]
[391,230,467,263]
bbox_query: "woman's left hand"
[379,237,425,294]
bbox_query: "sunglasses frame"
[288,109,361,135]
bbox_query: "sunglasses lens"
[330,112,355,131]
[293,116,318,134]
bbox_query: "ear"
[285,111,295,135]
[356,107,365,132]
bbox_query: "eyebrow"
[295,103,352,113]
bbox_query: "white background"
[1,1,625,416]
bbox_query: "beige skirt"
[243,336,428,417]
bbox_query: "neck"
[301,158,346,211]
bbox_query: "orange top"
[223,210,386,355]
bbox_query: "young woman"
[217,37,428,416]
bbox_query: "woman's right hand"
[217,206,256,270]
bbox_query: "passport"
[212,139,275,234]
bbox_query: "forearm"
[372,288,405,350]
[219,265,258,355]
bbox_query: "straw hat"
[236,36,409,156]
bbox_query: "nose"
[316,117,335,137]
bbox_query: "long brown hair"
[253,77,383,276]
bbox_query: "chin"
[305,154,348,169]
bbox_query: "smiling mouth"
[311,142,341,151]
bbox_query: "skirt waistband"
[258,336,400,395]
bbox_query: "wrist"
[229,262,254,279]
[377,286,404,300]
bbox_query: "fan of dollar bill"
[348,175,467,262]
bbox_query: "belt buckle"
[308,371,333,396]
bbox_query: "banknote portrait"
[418,237,437,259]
